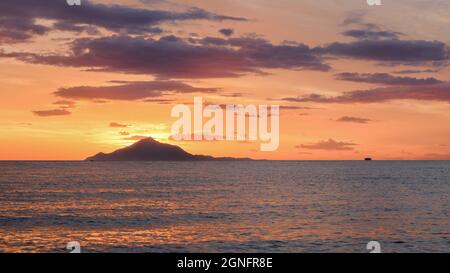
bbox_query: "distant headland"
[85,137,252,161]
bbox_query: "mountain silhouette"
[85,137,251,161]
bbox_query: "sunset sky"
[1,0,450,160]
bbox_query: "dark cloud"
[110,122,128,128]
[297,139,357,151]
[0,17,50,44]
[335,72,442,85]
[4,34,446,79]
[338,11,447,64]
[2,1,447,76]
[3,35,329,78]
[337,116,372,124]
[219,28,234,37]
[342,29,401,40]
[316,39,449,64]
[0,0,246,39]
[283,82,450,104]
[32,109,71,117]
[54,80,218,100]
[393,69,440,74]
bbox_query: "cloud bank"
[298,139,357,151]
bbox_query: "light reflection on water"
[0,161,449,252]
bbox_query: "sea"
[0,161,449,253]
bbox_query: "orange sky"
[1,0,450,160]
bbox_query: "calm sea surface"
[0,161,449,253]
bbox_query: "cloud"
[197,36,330,72]
[53,100,77,108]
[32,100,76,117]
[393,69,440,74]
[341,11,404,40]
[219,28,234,37]
[2,2,447,77]
[32,109,71,117]
[341,10,371,27]
[336,116,372,124]
[297,139,357,151]
[54,80,218,100]
[283,82,450,104]
[52,21,101,35]
[2,35,329,78]
[17,123,33,126]
[280,105,315,110]
[0,17,50,44]
[119,132,130,136]
[220,92,245,98]
[342,29,401,40]
[5,34,446,79]
[335,72,442,86]
[316,39,449,64]
[338,11,447,65]
[122,135,149,141]
[92,100,109,104]
[143,98,175,104]
[0,0,246,40]
[110,122,128,128]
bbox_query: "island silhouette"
[85,137,252,161]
